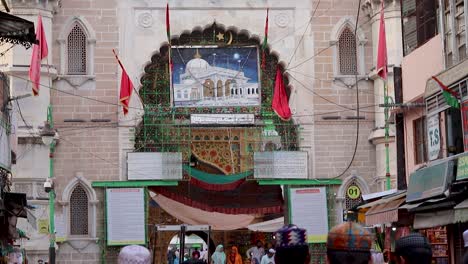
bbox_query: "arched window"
[338,27,357,75]
[67,24,87,75]
[344,178,363,210]
[70,184,89,235]
[57,16,96,89]
[330,17,367,82]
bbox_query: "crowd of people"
[117,223,468,264]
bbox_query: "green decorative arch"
[135,23,299,172]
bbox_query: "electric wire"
[286,0,321,68]
[332,0,363,179]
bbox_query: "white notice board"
[427,114,440,161]
[289,187,328,243]
[106,188,146,246]
[254,151,308,179]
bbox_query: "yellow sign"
[308,234,327,243]
[38,219,49,234]
[346,185,361,199]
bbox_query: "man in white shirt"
[246,240,265,264]
[260,249,275,264]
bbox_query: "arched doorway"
[225,79,232,96]
[336,174,370,223]
[167,231,216,262]
[204,79,214,98]
[216,80,223,97]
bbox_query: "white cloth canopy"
[152,193,255,230]
[247,217,284,232]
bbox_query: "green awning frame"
[257,179,342,185]
[92,180,179,188]
[92,178,342,188]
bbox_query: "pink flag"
[376,0,387,80]
[29,15,48,96]
[272,66,292,121]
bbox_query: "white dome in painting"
[186,58,210,71]
[185,49,210,73]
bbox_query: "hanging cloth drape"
[184,165,252,191]
[152,193,255,230]
[150,181,283,215]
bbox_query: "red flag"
[272,66,292,121]
[432,76,458,97]
[376,0,387,80]
[261,8,269,69]
[166,3,173,72]
[29,15,48,96]
[432,76,459,109]
[113,50,133,115]
[166,3,171,42]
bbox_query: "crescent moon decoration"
[226,31,233,45]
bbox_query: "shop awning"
[400,197,447,210]
[413,210,454,229]
[0,11,36,48]
[362,189,397,201]
[365,197,405,226]
[247,217,284,232]
[454,198,468,223]
[358,191,406,209]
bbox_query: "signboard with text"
[190,114,255,125]
[127,152,182,180]
[462,101,468,151]
[289,187,328,243]
[0,116,11,171]
[406,161,453,203]
[254,151,308,179]
[427,114,440,161]
[106,188,146,246]
[457,155,468,180]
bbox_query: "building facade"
[0,0,402,262]
[399,0,468,262]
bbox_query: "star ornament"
[216,32,224,41]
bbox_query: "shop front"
[404,154,468,264]
[358,191,411,261]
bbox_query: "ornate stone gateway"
[135,23,299,262]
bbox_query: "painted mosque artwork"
[172,47,261,107]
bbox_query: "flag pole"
[384,81,391,190]
[376,0,391,190]
[112,49,144,111]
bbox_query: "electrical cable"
[332,0,363,179]
[286,0,321,68]
[0,44,15,58]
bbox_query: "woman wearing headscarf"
[211,245,226,264]
[227,246,243,264]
